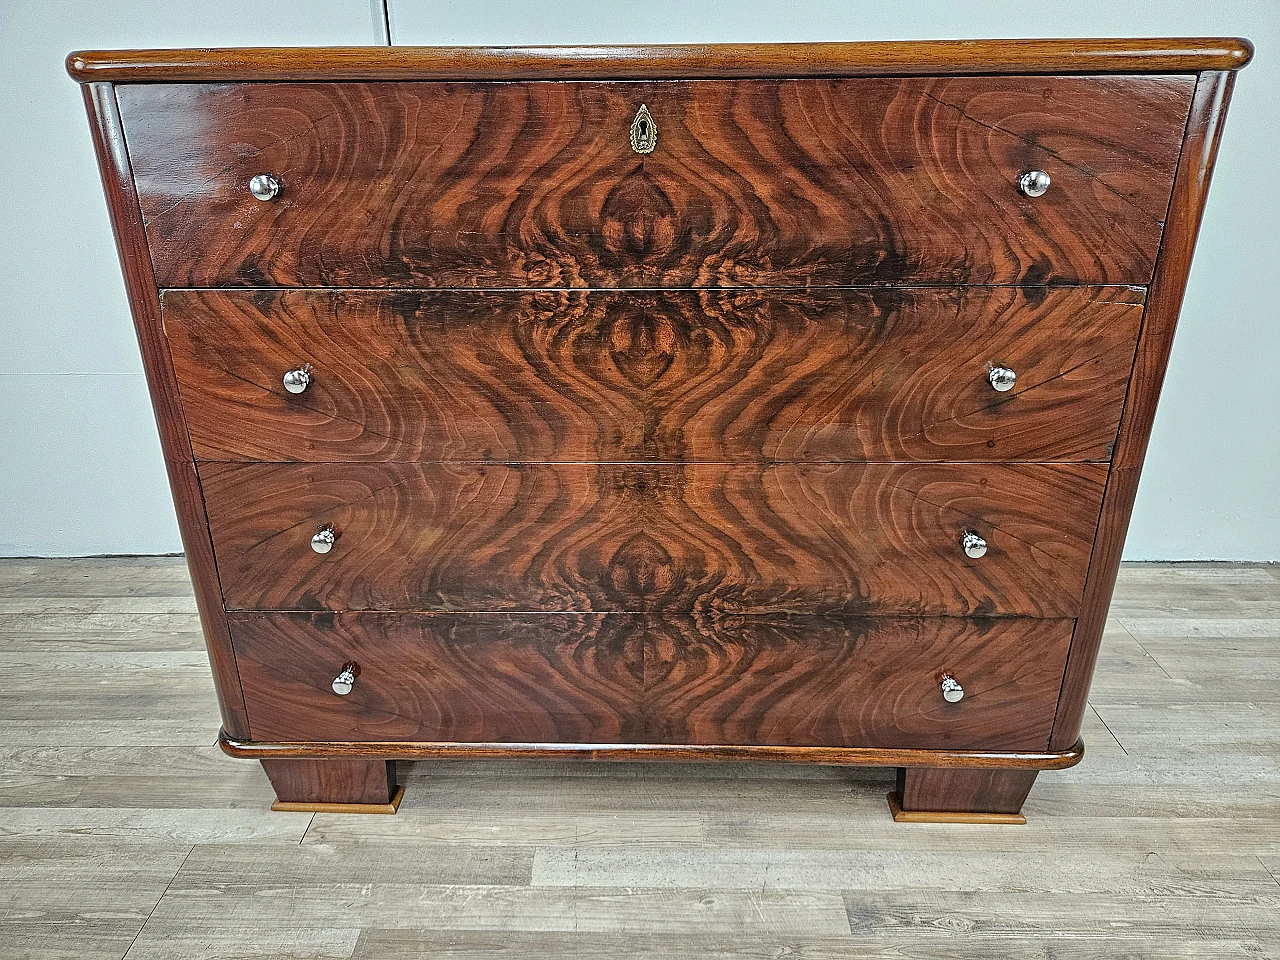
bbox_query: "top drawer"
[118,76,1192,289]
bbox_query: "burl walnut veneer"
[69,39,1250,821]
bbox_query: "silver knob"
[282,365,312,394]
[1018,169,1051,198]
[987,364,1017,392]
[249,172,282,201]
[940,674,964,703]
[332,662,359,696]
[961,531,987,559]
[310,525,336,554]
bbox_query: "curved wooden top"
[67,38,1252,84]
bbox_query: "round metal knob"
[961,531,987,559]
[1018,169,1051,198]
[310,525,336,554]
[282,365,312,394]
[248,173,282,201]
[988,364,1017,392]
[940,674,965,703]
[332,662,359,696]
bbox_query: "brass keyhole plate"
[630,104,657,154]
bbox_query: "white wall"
[0,0,382,556]
[1,0,1276,559]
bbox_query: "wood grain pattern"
[643,615,1071,751]
[65,38,1255,84]
[118,77,1192,288]
[78,83,251,739]
[164,286,1143,463]
[1049,72,1239,750]
[231,612,1070,751]
[259,757,396,806]
[895,766,1039,816]
[200,462,1108,616]
[233,612,645,744]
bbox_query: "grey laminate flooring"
[1,558,1278,959]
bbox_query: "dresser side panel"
[80,82,250,738]
[1049,71,1238,749]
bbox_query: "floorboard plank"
[350,930,1279,959]
[148,883,853,935]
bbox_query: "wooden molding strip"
[67,38,1252,84]
[220,730,1085,770]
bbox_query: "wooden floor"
[1,559,1278,959]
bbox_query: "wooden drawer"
[643,614,1072,750]
[232,611,1070,751]
[234,612,644,744]
[202,461,1107,616]
[165,285,1142,463]
[120,76,1190,289]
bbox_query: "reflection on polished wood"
[120,77,1190,288]
[67,38,1255,83]
[164,286,1143,464]
[229,612,1072,751]
[201,461,1106,616]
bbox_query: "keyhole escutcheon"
[630,104,658,155]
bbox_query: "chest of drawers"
[70,38,1250,821]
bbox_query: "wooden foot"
[889,767,1037,824]
[261,758,400,814]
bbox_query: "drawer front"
[232,611,1069,752]
[234,612,644,744]
[202,462,1107,616]
[644,614,1071,751]
[165,285,1142,463]
[120,76,1191,288]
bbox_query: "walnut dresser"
[69,39,1251,821]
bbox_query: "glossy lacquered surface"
[65,37,1254,83]
[200,461,1107,616]
[119,76,1191,288]
[1050,70,1240,750]
[79,83,251,739]
[232,612,1072,751]
[259,756,396,807]
[163,286,1143,464]
[73,41,1247,818]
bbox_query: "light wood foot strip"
[270,785,405,815]
[886,791,1027,825]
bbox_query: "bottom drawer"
[231,613,1072,752]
